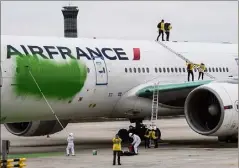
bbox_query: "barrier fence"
[0,158,26,168]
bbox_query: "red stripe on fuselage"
[133,48,140,60]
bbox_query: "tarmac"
[1,118,238,168]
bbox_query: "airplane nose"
[208,104,219,116]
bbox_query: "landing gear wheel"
[118,129,129,143]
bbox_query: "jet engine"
[4,120,69,136]
[184,82,238,137]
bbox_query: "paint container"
[92,150,97,155]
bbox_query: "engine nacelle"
[184,82,238,137]
[4,120,69,136]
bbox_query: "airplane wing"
[114,80,214,118]
[136,80,212,98]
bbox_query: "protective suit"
[66,133,75,156]
[129,133,141,154]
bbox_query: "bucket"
[92,150,97,155]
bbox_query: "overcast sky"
[1,1,238,43]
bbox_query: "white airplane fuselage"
[1,35,238,123]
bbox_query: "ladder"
[151,82,159,123]
[156,41,216,80]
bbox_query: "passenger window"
[125,68,127,73]
[226,67,229,72]
[179,68,181,73]
[163,68,166,73]
[167,68,170,73]
[134,68,136,73]
[194,68,197,72]
[155,67,158,73]
[175,68,177,73]
[183,68,185,72]
[142,68,145,73]
[146,68,149,73]
[138,68,141,73]
[212,67,215,72]
[219,67,222,72]
[129,68,132,73]
[222,67,225,72]
[171,68,174,73]
[216,67,218,72]
[208,67,211,72]
[159,68,162,73]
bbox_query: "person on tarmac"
[198,63,206,80]
[66,133,75,156]
[129,133,141,155]
[112,134,122,165]
[149,127,158,148]
[144,126,151,148]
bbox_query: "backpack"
[157,22,161,28]
[164,23,170,30]
[187,64,191,71]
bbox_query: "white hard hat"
[69,133,73,136]
[129,133,133,137]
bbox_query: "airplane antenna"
[25,66,68,135]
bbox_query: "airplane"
[1,35,238,143]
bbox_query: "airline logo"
[7,45,141,61]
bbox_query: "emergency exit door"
[93,58,108,85]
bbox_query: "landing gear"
[117,119,162,143]
[218,135,238,143]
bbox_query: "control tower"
[61,6,79,38]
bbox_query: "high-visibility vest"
[186,63,193,71]
[199,64,206,72]
[112,138,122,151]
[149,130,158,139]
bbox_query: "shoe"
[72,154,75,156]
[66,154,69,156]
[118,163,122,165]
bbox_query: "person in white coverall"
[129,133,141,154]
[66,133,75,156]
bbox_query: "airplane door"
[93,58,108,85]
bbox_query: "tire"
[118,129,129,143]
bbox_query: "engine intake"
[4,120,69,136]
[184,82,238,136]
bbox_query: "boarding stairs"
[156,41,216,80]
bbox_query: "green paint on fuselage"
[14,55,87,100]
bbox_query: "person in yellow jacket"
[149,128,158,148]
[186,61,194,82]
[198,63,206,80]
[165,23,172,41]
[156,19,165,41]
[112,134,122,165]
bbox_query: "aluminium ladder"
[149,82,159,147]
[156,41,216,80]
[150,82,159,124]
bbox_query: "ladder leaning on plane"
[156,41,216,80]
[150,82,159,124]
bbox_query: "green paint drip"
[14,56,87,99]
